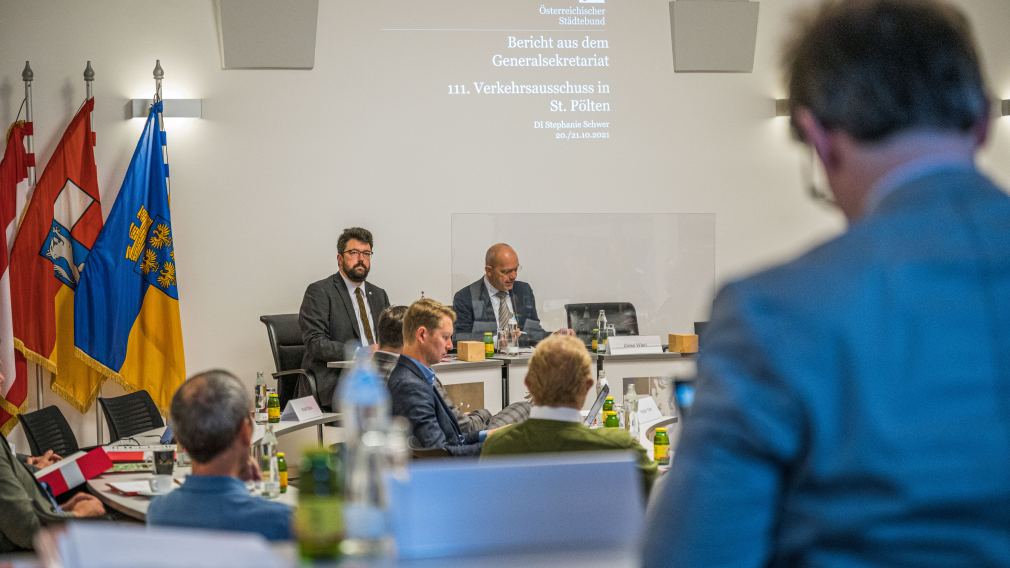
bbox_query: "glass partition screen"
[450,213,716,340]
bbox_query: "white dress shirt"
[340,271,376,346]
[484,276,518,327]
[529,405,583,423]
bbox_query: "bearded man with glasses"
[299,226,391,409]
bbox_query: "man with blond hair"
[481,334,656,492]
[387,298,485,456]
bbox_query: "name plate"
[607,335,663,355]
[636,396,664,423]
[280,395,323,422]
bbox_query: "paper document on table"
[42,522,284,568]
[104,444,176,452]
[106,481,153,496]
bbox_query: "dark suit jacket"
[299,273,390,408]
[0,435,71,552]
[387,356,481,457]
[453,278,548,345]
[644,167,1010,566]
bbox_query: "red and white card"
[35,447,113,496]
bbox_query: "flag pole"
[22,61,44,411]
[21,62,35,189]
[84,60,104,444]
[153,60,171,198]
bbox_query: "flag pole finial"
[153,60,164,104]
[22,61,33,82]
[84,61,95,100]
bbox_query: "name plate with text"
[607,335,663,355]
[636,396,664,423]
[280,395,323,422]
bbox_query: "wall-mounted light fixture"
[129,98,202,118]
[1002,99,1009,117]
[775,98,790,118]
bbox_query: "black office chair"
[98,390,165,443]
[260,313,317,410]
[564,302,640,347]
[19,405,80,457]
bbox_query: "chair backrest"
[389,452,645,559]
[98,390,165,443]
[18,405,79,457]
[565,302,639,346]
[259,314,305,372]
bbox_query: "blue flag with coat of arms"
[74,100,185,413]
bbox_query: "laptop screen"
[160,424,174,444]
[584,383,610,426]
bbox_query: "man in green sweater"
[481,334,657,493]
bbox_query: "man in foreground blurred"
[645,0,1010,565]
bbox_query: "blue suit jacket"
[453,278,548,345]
[645,168,1010,567]
[387,356,482,457]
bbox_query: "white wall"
[1,0,1008,447]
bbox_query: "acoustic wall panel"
[216,0,319,69]
[670,0,759,73]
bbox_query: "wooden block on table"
[668,334,698,354]
[457,341,486,362]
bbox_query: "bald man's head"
[484,243,519,292]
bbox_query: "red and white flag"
[0,121,30,434]
[10,99,104,414]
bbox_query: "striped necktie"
[495,291,512,331]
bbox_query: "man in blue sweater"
[148,369,291,541]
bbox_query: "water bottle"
[260,424,280,498]
[625,384,640,440]
[254,371,268,424]
[337,348,392,556]
[596,310,608,354]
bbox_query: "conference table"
[87,412,339,521]
[332,348,696,414]
[330,358,506,413]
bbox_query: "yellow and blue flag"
[74,101,185,413]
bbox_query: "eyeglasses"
[341,249,373,259]
[801,146,836,205]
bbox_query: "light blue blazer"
[644,167,1010,567]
